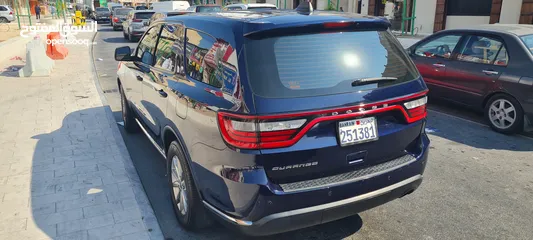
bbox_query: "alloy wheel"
[488,99,516,129]
[171,155,188,216]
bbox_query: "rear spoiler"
[244,20,391,40]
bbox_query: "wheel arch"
[162,125,203,196]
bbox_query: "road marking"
[428,109,533,141]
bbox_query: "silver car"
[111,8,133,31]
[0,5,14,23]
[122,10,155,42]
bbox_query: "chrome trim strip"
[135,118,166,158]
[203,175,422,227]
[203,201,253,226]
[279,154,417,194]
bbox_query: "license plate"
[338,117,378,146]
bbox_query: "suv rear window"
[135,12,154,19]
[245,30,419,98]
[115,9,131,15]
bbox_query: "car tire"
[113,25,119,31]
[128,30,134,42]
[167,141,212,230]
[119,85,139,133]
[0,17,8,23]
[484,94,524,134]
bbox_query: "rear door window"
[186,29,240,95]
[245,30,419,98]
[456,35,505,65]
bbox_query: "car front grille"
[278,154,417,193]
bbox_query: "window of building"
[457,36,505,65]
[447,0,492,16]
[154,24,185,73]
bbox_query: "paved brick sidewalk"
[0,33,163,239]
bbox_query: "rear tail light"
[404,96,427,119]
[324,22,351,28]
[132,19,142,22]
[9,11,13,15]
[218,113,306,149]
[113,17,119,22]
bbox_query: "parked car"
[407,24,533,134]
[223,3,277,11]
[146,10,190,26]
[122,10,155,41]
[185,4,222,12]
[91,7,111,23]
[108,3,123,13]
[114,4,429,236]
[111,7,133,31]
[0,5,14,23]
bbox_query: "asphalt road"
[92,24,533,240]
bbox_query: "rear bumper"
[201,133,430,236]
[205,174,423,236]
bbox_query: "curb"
[89,31,165,240]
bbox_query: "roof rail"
[295,0,313,15]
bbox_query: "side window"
[0,6,6,11]
[494,46,509,66]
[457,36,504,65]
[154,24,185,73]
[415,34,462,59]
[185,29,239,94]
[136,26,161,65]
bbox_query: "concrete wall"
[414,0,437,34]
[445,16,491,29]
[499,0,523,23]
[361,0,368,14]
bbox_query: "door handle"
[482,70,499,75]
[158,89,167,98]
[136,75,143,81]
[432,63,446,68]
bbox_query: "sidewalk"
[0,33,163,239]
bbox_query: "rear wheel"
[485,94,524,134]
[167,141,211,230]
[119,85,139,133]
[0,17,8,23]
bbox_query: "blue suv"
[114,4,430,236]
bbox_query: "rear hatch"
[230,23,428,185]
[133,12,154,28]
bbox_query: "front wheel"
[120,86,139,133]
[167,142,211,230]
[485,94,524,134]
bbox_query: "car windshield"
[136,6,148,10]
[135,12,154,19]
[245,30,419,98]
[115,9,132,15]
[520,34,533,55]
[196,6,221,12]
[96,8,108,12]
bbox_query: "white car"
[223,3,277,11]
[0,5,14,23]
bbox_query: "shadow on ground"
[0,65,24,77]
[102,37,132,44]
[30,107,153,238]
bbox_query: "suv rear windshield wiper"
[351,77,398,87]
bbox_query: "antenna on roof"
[296,0,313,15]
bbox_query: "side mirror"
[115,46,133,61]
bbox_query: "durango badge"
[272,162,319,171]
